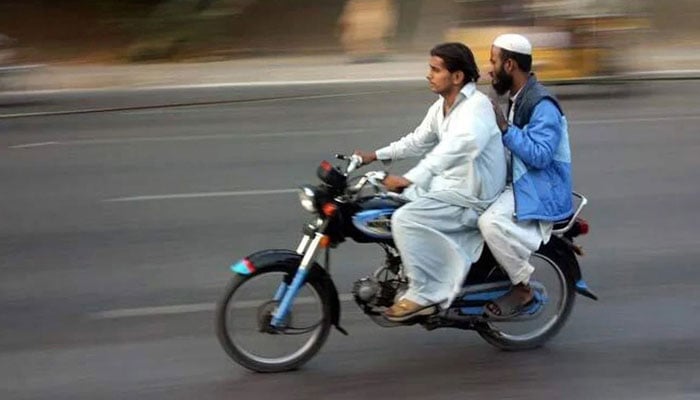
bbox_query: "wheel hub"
[257,300,291,333]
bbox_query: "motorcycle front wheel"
[216,263,332,372]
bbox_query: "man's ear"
[452,70,465,86]
[504,58,515,73]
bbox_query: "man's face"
[489,46,513,96]
[426,56,460,95]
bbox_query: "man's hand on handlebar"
[352,150,377,166]
[383,175,411,193]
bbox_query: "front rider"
[354,43,506,322]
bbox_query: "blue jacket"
[504,76,573,221]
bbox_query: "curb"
[3,71,700,97]
[2,72,698,119]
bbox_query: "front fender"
[230,249,347,335]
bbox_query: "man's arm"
[373,103,439,161]
[502,100,563,169]
[354,102,438,165]
[402,99,494,188]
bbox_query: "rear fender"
[542,238,598,301]
[230,249,347,334]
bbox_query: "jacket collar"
[517,74,538,103]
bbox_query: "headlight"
[298,186,317,213]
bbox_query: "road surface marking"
[570,115,700,125]
[0,77,423,97]
[11,115,700,149]
[8,141,59,149]
[91,294,355,319]
[104,189,298,202]
[0,89,398,119]
[9,128,367,148]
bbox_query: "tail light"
[577,217,590,235]
[565,217,590,239]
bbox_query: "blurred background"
[2,2,700,400]
[0,0,699,85]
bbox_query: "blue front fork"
[273,282,288,302]
[270,233,323,327]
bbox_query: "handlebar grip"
[346,154,363,174]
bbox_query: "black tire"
[216,263,332,372]
[477,243,577,351]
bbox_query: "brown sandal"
[384,299,437,322]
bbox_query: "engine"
[352,278,384,306]
[352,270,406,311]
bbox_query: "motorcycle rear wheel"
[477,244,576,351]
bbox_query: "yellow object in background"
[445,26,598,82]
[445,15,649,82]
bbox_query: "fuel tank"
[350,196,406,241]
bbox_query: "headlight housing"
[298,186,317,213]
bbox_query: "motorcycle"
[216,154,597,372]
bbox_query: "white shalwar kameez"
[374,83,506,307]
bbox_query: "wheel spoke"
[486,252,570,342]
[216,267,331,372]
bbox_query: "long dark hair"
[430,42,480,85]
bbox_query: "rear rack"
[552,192,588,236]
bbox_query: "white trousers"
[477,186,552,285]
[391,196,483,307]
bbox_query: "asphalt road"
[1,81,699,400]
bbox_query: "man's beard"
[491,67,513,96]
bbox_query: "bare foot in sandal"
[484,283,535,320]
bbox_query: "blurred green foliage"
[0,0,250,61]
[98,0,244,61]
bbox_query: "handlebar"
[334,153,389,194]
[335,153,363,175]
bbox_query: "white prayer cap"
[493,34,532,56]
